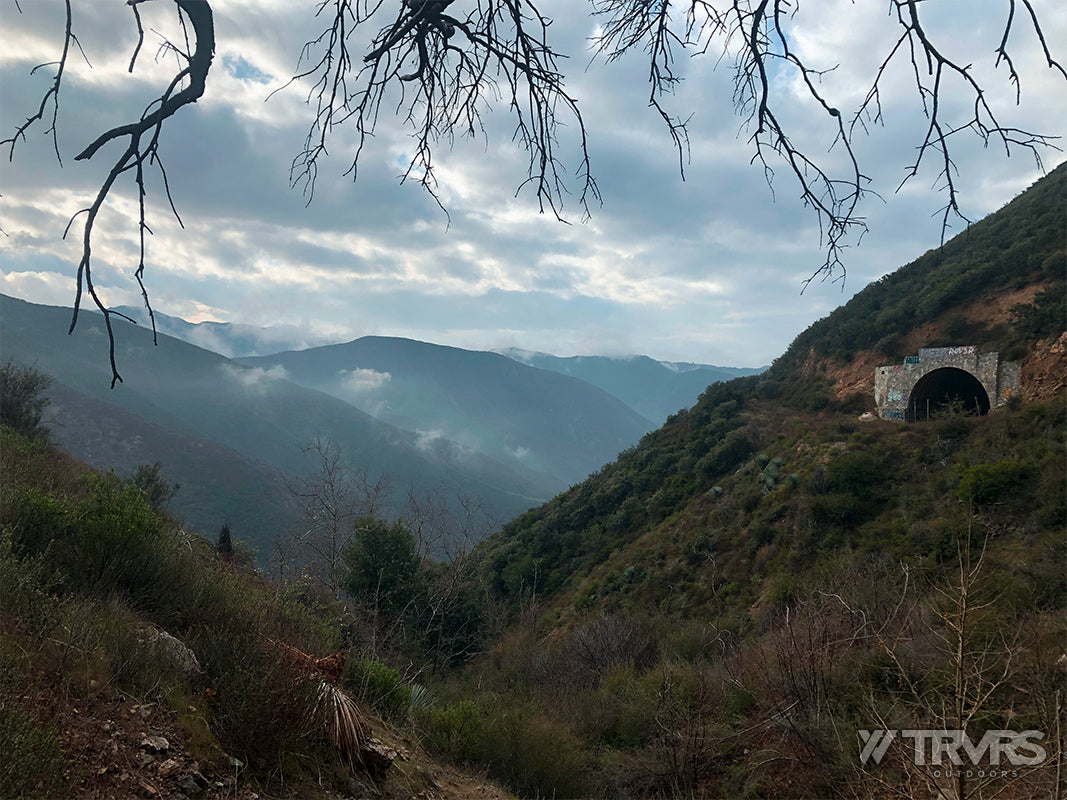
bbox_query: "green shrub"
[4,467,188,610]
[342,657,411,720]
[875,333,902,358]
[698,428,754,480]
[590,666,657,748]
[414,700,485,759]
[0,361,52,440]
[0,525,59,635]
[342,516,420,614]
[955,458,1032,505]
[1011,284,1067,340]
[415,699,591,798]
[809,492,865,528]
[826,450,883,500]
[128,462,180,513]
[477,704,592,799]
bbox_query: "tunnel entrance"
[906,367,991,422]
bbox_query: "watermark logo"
[859,729,1047,768]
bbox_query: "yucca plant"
[409,683,435,713]
[314,680,369,764]
[267,639,369,765]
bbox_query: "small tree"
[0,361,52,439]
[217,522,233,562]
[342,516,420,616]
[129,461,180,513]
[283,438,393,595]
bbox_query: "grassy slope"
[439,164,1066,798]
[0,427,514,800]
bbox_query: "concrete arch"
[905,367,991,422]
[875,347,1021,422]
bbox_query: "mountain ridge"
[0,295,557,555]
[239,336,656,488]
[496,347,766,422]
[112,303,763,429]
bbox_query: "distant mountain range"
[3,296,763,556]
[0,296,556,556]
[497,348,765,423]
[114,306,765,426]
[240,338,654,488]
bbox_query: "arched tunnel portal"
[905,367,991,422]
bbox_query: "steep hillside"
[241,337,653,488]
[0,428,514,800]
[498,348,765,424]
[442,165,1066,798]
[770,162,1066,408]
[479,163,1065,611]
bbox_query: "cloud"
[0,269,72,305]
[338,368,391,394]
[1,0,1063,370]
[220,363,289,393]
[415,428,447,454]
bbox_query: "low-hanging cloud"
[338,368,391,394]
[220,363,289,393]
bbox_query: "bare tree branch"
[2,0,87,165]
[62,0,215,388]
[5,1,1064,384]
[285,0,600,219]
[4,0,214,388]
[592,0,1065,285]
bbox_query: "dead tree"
[281,438,391,595]
[836,531,1060,799]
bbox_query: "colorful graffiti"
[882,409,905,420]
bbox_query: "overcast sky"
[2,1,1064,367]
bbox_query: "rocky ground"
[20,676,510,800]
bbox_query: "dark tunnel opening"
[906,367,991,422]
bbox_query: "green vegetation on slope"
[439,164,1066,798]
[442,392,1064,798]
[0,423,514,799]
[477,163,1066,610]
